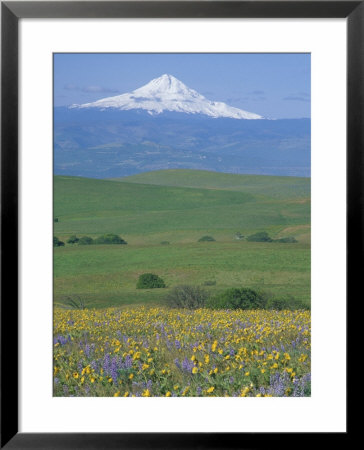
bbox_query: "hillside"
[54,173,310,240]
[116,169,310,200]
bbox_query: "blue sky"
[54,53,310,119]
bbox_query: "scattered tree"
[53,236,65,247]
[67,235,79,244]
[246,231,273,242]
[94,234,127,245]
[198,235,216,242]
[136,273,166,289]
[78,236,94,245]
[165,285,209,309]
[207,287,267,310]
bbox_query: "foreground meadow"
[54,307,311,397]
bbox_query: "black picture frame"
[1,1,358,448]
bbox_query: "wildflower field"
[54,306,311,397]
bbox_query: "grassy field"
[117,169,310,200]
[54,170,310,309]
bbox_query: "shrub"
[160,241,170,245]
[94,233,127,245]
[234,232,244,240]
[207,287,267,310]
[274,237,298,243]
[54,217,59,223]
[246,231,273,242]
[165,285,209,309]
[53,236,65,247]
[198,235,215,242]
[136,273,166,289]
[78,236,94,245]
[67,235,79,244]
[64,296,87,310]
[267,295,310,310]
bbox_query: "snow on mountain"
[70,74,263,120]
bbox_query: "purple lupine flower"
[84,344,91,358]
[181,357,194,373]
[54,377,59,384]
[63,385,69,395]
[268,372,290,396]
[110,357,118,384]
[175,340,181,350]
[196,386,202,396]
[54,335,70,346]
[77,361,83,373]
[123,355,132,369]
[103,353,111,375]
[174,358,181,369]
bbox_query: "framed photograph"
[1,1,358,447]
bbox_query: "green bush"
[136,273,166,289]
[54,217,59,223]
[53,236,65,247]
[198,235,215,242]
[78,236,94,245]
[207,287,267,310]
[267,296,310,310]
[246,231,273,242]
[165,285,209,309]
[160,241,170,245]
[273,237,298,243]
[67,235,79,244]
[94,233,127,245]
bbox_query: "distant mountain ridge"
[54,107,310,178]
[71,74,263,120]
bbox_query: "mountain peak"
[71,74,263,120]
[133,74,199,99]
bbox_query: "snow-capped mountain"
[71,74,263,120]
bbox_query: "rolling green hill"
[115,169,310,200]
[54,171,310,308]
[54,174,310,241]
